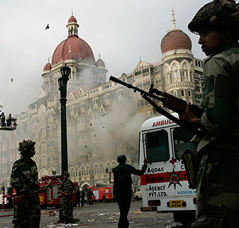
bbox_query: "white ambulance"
[139,114,197,225]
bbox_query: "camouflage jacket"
[198,45,239,153]
[10,157,39,195]
[58,179,74,196]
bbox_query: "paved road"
[0,201,182,228]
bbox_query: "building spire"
[172,8,177,30]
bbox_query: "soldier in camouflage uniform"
[58,171,74,224]
[10,140,47,228]
[180,0,239,227]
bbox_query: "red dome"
[52,36,95,65]
[43,62,51,71]
[68,15,77,23]
[161,29,192,54]
[96,58,105,68]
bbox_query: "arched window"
[80,103,85,113]
[94,164,99,175]
[81,166,85,176]
[70,167,75,177]
[99,163,104,174]
[111,160,117,169]
[104,94,110,105]
[86,165,90,176]
[93,98,98,109]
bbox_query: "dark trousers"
[13,199,40,228]
[116,193,131,228]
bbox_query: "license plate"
[39,196,43,203]
[169,200,184,208]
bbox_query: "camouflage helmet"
[188,0,239,35]
[117,154,127,164]
[18,140,36,154]
[62,171,70,177]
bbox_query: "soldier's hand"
[143,158,149,165]
[179,102,204,130]
[39,186,48,193]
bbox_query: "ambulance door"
[171,127,197,160]
[142,129,170,207]
[170,127,197,203]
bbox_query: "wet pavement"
[0,201,182,228]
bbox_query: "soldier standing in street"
[180,0,239,227]
[10,140,47,228]
[58,171,74,224]
[113,155,148,228]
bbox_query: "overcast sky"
[0,0,215,116]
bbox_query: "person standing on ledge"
[180,0,239,227]
[113,155,148,228]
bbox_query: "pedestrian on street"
[10,140,47,228]
[58,171,74,224]
[75,186,80,207]
[81,190,85,207]
[87,189,94,205]
[113,155,148,228]
[180,1,239,227]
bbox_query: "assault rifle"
[13,183,59,205]
[110,76,205,138]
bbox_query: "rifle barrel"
[110,76,165,102]
[110,76,144,93]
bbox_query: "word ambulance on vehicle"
[139,114,197,225]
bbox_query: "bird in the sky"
[10,78,13,82]
[45,24,50,30]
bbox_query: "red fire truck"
[3,175,77,209]
[39,175,62,208]
[87,183,115,203]
[39,175,77,208]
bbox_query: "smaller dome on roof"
[43,62,51,72]
[68,15,77,23]
[96,58,105,68]
[96,54,105,68]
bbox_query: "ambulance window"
[173,127,197,159]
[145,130,169,162]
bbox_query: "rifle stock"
[13,194,26,205]
[13,183,58,205]
[13,190,39,205]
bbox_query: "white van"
[139,114,197,225]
